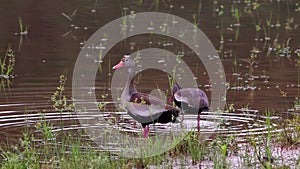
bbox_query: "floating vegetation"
[18,17,28,36]
[15,17,29,51]
[61,9,87,39]
[268,38,293,58]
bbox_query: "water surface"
[0,0,299,156]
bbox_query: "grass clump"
[0,124,125,169]
[0,131,40,169]
[1,120,300,168]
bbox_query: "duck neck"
[122,67,137,102]
[172,82,182,94]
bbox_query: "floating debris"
[230,86,257,91]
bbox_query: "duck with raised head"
[112,55,180,138]
[170,83,209,132]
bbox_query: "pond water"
[0,0,299,163]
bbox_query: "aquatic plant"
[197,0,202,19]
[139,0,167,11]
[296,3,300,12]
[18,17,28,36]
[98,92,109,110]
[0,45,15,78]
[216,3,224,43]
[279,113,300,146]
[231,4,241,41]
[0,132,40,169]
[17,17,29,51]
[264,110,274,169]
[263,11,273,42]
[225,103,235,113]
[61,9,80,38]
[50,75,74,112]
[0,45,15,91]
[1,111,300,168]
[1,0,300,168]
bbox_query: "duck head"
[112,55,135,70]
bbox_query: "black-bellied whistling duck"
[170,83,209,132]
[113,55,180,138]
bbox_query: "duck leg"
[197,114,200,132]
[132,121,137,128]
[143,125,149,138]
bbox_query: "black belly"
[141,110,179,128]
[174,99,208,115]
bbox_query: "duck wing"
[125,93,179,124]
[174,88,209,109]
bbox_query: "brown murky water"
[0,0,299,159]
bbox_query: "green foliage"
[0,132,40,169]
[0,45,15,91]
[50,75,74,112]
[0,45,15,77]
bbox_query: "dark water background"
[0,0,299,145]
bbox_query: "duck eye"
[125,59,128,62]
